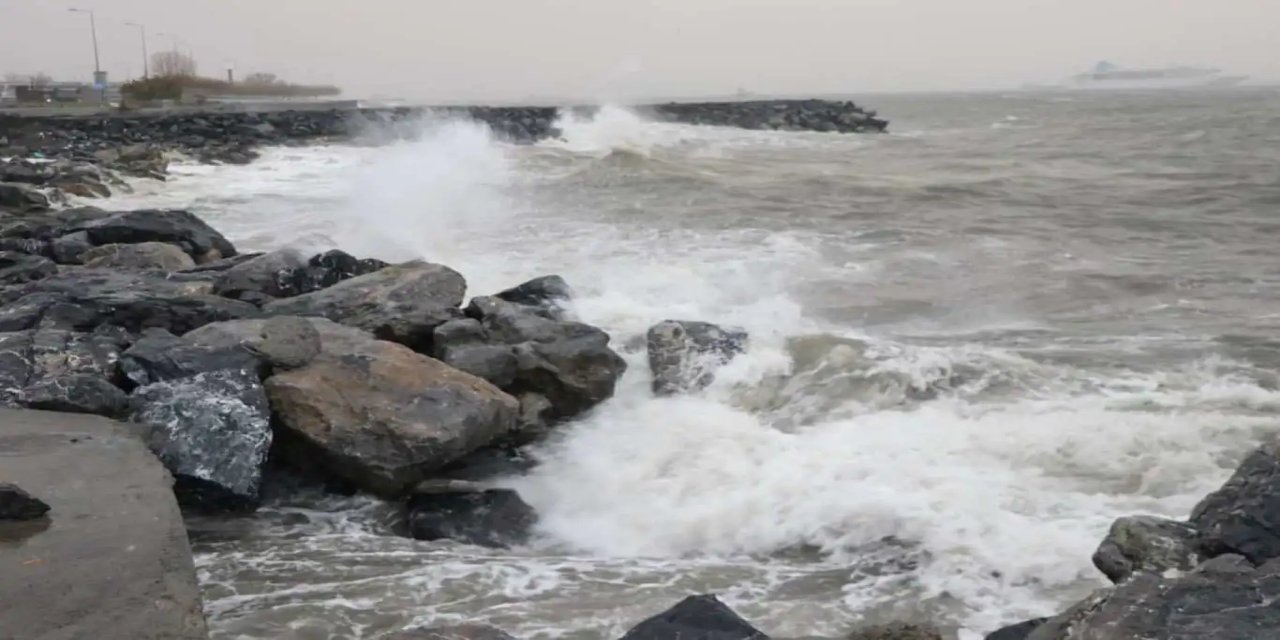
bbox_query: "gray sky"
[3,0,1278,101]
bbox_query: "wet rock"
[265,329,518,495]
[131,368,272,511]
[846,623,942,640]
[118,328,260,387]
[647,320,748,395]
[0,182,50,212]
[20,373,129,417]
[1092,515,1202,583]
[0,270,258,334]
[50,230,93,264]
[263,260,465,352]
[183,315,323,373]
[514,392,555,443]
[0,251,56,284]
[290,249,389,294]
[66,208,236,262]
[984,619,1047,640]
[0,482,51,520]
[80,241,196,271]
[212,248,307,303]
[177,252,265,274]
[1191,441,1280,564]
[1026,554,1280,640]
[406,480,537,548]
[391,625,518,640]
[619,594,768,640]
[494,274,572,318]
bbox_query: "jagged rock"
[1092,515,1202,583]
[0,482,51,520]
[212,248,307,303]
[131,368,272,511]
[647,320,748,395]
[80,241,195,271]
[0,182,50,212]
[184,315,323,373]
[985,619,1047,640]
[263,260,465,352]
[0,251,56,284]
[514,392,554,443]
[390,625,518,640]
[619,594,768,640]
[50,230,93,263]
[494,274,572,318]
[1191,441,1280,564]
[847,623,942,640]
[178,252,265,274]
[0,270,258,334]
[265,329,519,495]
[19,373,129,417]
[1026,555,1280,640]
[118,328,260,387]
[290,249,389,294]
[406,480,537,548]
[66,208,236,262]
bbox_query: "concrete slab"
[0,409,207,640]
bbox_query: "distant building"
[0,80,122,107]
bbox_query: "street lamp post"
[125,22,149,79]
[68,8,101,74]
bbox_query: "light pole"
[125,22,149,79]
[68,8,101,75]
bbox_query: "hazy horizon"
[3,0,1278,102]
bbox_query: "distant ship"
[1026,61,1248,91]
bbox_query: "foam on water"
[109,100,1280,639]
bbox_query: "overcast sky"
[3,0,1277,101]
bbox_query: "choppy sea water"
[109,89,1280,639]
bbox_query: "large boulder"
[493,274,572,318]
[619,595,768,640]
[118,328,261,387]
[647,320,748,395]
[406,480,537,548]
[131,369,272,511]
[0,482,51,520]
[182,316,327,374]
[0,251,56,285]
[80,242,195,271]
[66,208,236,263]
[0,270,258,334]
[1026,555,1280,640]
[1191,441,1280,564]
[0,181,50,212]
[1092,515,1202,583]
[212,248,307,303]
[20,373,129,417]
[265,329,519,496]
[263,260,465,352]
[0,327,130,414]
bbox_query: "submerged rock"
[391,625,518,640]
[131,368,273,511]
[846,623,942,640]
[619,594,769,640]
[1191,441,1280,564]
[1092,515,1201,583]
[406,480,537,548]
[265,329,518,495]
[80,241,195,271]
[647,320,748,395]
[0,482,51,520]
[263,260,465,352]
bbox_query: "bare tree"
[243,72,281,86]
[151,52,197,77]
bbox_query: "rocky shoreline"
[2,103,1278,640]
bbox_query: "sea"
[107,88,1280,640]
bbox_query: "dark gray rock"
[0,270,258,334]
[265,328,519,496]
[252,315,322,370]
[212,248,307,303]
[290,249,389,294]
[0,482,51,520]
[514,392,554,444]
[846,623,942,640]
[263,260,465,352]
[407,480,537,548]
[1026,554,1280,640]
[1191,442,1280,565]
[131,369,272,511]
[67,209,236,263]
[619,594,768,640]
[80,242,195,271]
[494,275,572,318]
[985,619,1047,640]
[20,373,129,417]
[118,328,260,387]
[0,251,56,284]
[390,625,518,640]
[647,320,748,395]
[50,230,93,264]
[0,181,50,212]
[1092,515,1202,583]
[440,344,519,388]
